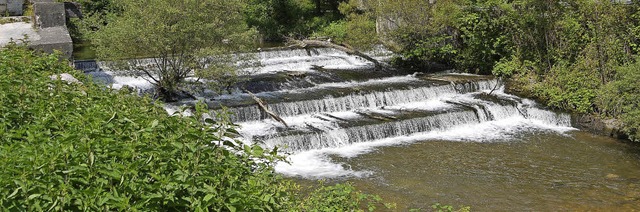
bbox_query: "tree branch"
[242,88,289,128]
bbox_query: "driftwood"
[288,39,383,70]
[321,113,349,122]
[354,111,397,121]
[242,89,289,128]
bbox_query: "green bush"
[299,183,394,212]
[597,60,640,141]
[0,45,390,211]
[0,44,294,211]
[534,62,600,113]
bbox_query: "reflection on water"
[296,131,640,211]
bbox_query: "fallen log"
[242,88,289,128]
[288,39,383,70]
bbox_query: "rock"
[572,114,628,140]
[49,73,82,85]
[606,173,620,180]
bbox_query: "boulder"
[49,73,82,85]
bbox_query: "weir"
[210,48,574,155]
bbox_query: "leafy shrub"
[597,60,640,141]
[299,183,395,212]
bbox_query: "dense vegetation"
[244,0,347,41]
[331,0,640,141]
[0,45,391,210]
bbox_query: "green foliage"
[596,60,640,141]
[60,0,121,42]
[533,64,600,113]
[245,0,346,41]
[0,45,392,211]
[299,183,395,211]
[314,0,377,50]
[91,0,257,101]
[492,56,524,78]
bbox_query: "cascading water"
[78,46,575,179]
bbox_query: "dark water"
[72,41,97,60]
[296,131,640,211]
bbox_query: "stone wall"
[0,0,24,16]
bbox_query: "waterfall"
[232,76,572,153]
[227,79,498,122]
[260,110,481,151]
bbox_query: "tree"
[92,0,256,101]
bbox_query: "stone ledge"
[29,26,72,59]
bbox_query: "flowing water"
[80,47,640,211]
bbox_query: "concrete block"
[0,0,24,16]
[29,26,73,60]
[34,2,65,28]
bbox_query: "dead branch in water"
[489,77,502,95]
[242,88,289,128]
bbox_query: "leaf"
[89,151,95,166]
[226,205,236,212]
[252,145,264,155]
[150,120,159,128]
[27,194,41,200]
[105,112,117,124]
[203,194,214,202]
[7,187,20,199]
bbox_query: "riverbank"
[504,78,635,142]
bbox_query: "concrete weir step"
[213,76,496,122]
[255,106,483,152]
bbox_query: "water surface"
[301,131,640,211]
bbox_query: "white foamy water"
[87,71,154,91]
[244,48,389,74]
[275,116,575,179]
